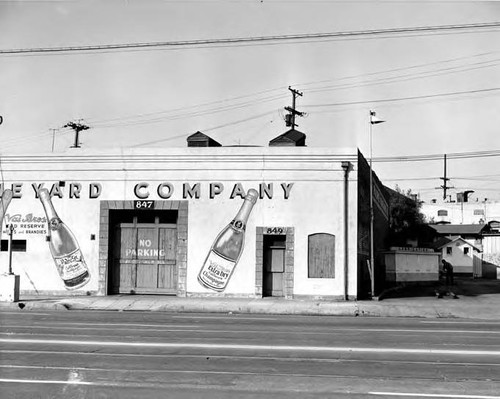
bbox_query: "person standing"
[442,259,454,286]
[441,259,458,298]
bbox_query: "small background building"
[434,236,482,276]
[421,198,500,225]
[429,223,500,279]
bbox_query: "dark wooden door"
[112,222,177,294]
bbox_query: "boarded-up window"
[308,233,335,278]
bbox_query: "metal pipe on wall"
[341,161,353,301]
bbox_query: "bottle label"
[54,248,89,282]
[230,219,245,232]
[198,251,236,291]
[49,217,62,230]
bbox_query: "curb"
[0,301,69,312]
[1,298,497,320]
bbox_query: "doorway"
[263,235,286,297]
[109,209,178,294]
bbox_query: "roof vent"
[186,131,222,147]
[269,129,306,147]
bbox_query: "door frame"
[262,235,286,297]
[255,227,294,299]
[98,200,188,296]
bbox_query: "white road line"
[2,338,500,356]
[172,315,283,321]
[0,312,51,316]
[0,378,95,386]
[370,392,500,399]
[2,323,499,335]
[421,321,500,325]
[2,350,500,366]
[1,322,202,329]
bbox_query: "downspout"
[341,161,353,301]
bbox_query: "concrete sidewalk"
[1,287,499,320]
[1,278,499,320]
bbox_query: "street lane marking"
[0,378,94,386]
[421,321,500,325]
[2,323,500,335]
[2,338,500,356]
[2,350,500,366]
[0,312,51,316]
[370,392,500,399]
[0,322,202,329]
[172,315,284,321]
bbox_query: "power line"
[293,50,500,91]
[90,67,500,129]
[305,87,500,109]
[1,22,499,55]
[90,93,285,129]
[304,58,500,95]
[130,111,276,147]
[78,50,499,130]
[373,149,500,163]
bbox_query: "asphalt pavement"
[2,308,500,398]
[1,277,500,320]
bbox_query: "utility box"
[0,274,20,302]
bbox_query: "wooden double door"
[112,221,177,294]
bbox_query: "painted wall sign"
[198,189,259,292]
[2,213,48,235]
[38,188,91,290]
[0,182,293,200]
[0,183,102,199]
[125,237,166,258]
[133,182,294,200]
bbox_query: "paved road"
[1,310,500,398]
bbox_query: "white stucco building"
[0,142,390,300]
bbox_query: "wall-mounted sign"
[134,200,155,210]
[265,227,286,235]
[0,181,294,201]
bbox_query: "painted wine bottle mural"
[198,189,258,292]
[0,189,13,240]
[38,188,90,290]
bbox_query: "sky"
[0,0,499,203]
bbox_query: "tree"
[387,185,426,246]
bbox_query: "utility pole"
[284,86,304,128]
[63,121,90,148]
[437,154,454,201]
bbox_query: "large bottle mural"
[38,188,90,290]
[0,189,13,240]
[198,189,258,292]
